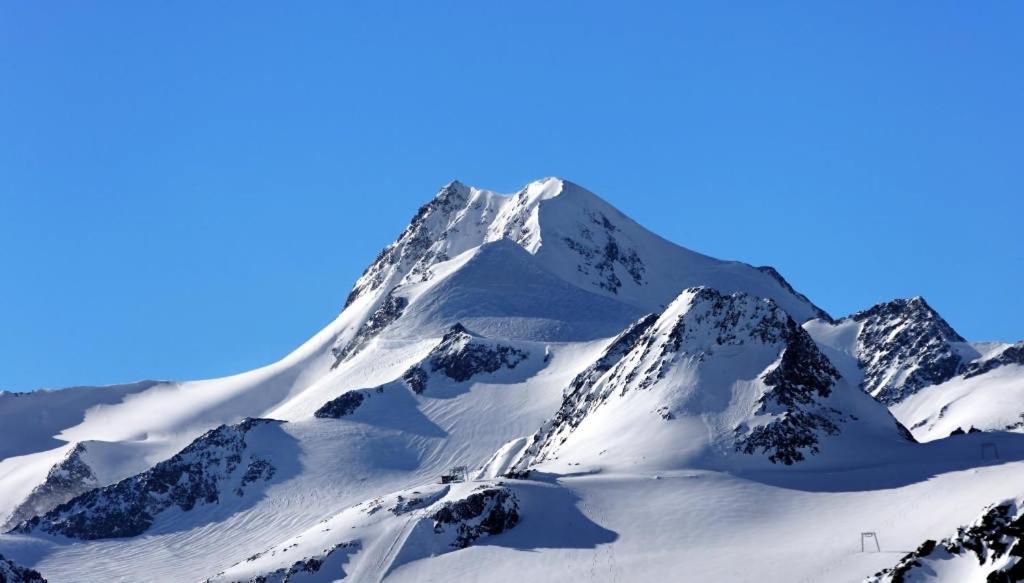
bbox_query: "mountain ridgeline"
[0,177,1020,583]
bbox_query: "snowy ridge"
[961,342,1024,379]
[11,418,290,540]
[1,443,98,532]
[892,364,1024,442]
[206,480,519,583]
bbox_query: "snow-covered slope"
[206,479,521,583]
[0,177,1020,583]
[892,362,1024,442]
[512,287,913,475]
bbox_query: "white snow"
[0,177,1018,583]
[893,364,1024,441]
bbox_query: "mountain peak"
[512,285,909,473]
[339,178,829,358]
[848,296,964,343]
[810,296,968,404]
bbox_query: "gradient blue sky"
[2,2,1021,391]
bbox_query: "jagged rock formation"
[848,298,966,404]
[2,443,98,531]
[430,486,520,549]
[564,313,659,397]
[0,554,46,583]
[11,418,283,540]
[734,318,844,464]
[869,500,1024,583]
[427,324,528,382]
[344,181,477,309]
[207,482,519,583]
[400,324,529,394]
[314,388,381,418]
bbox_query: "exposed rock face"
[11,419,283,540]
[403,324,529,394]
[962,342,1024,380]
[565,313,659,397]
[403,366,428,394]
[510,314,659,471]
[2,443,98,531]
[335,177,828,364]
[869,500,1024,583]
[513,287,871,471]
[430,486,520,549]
[559,209,646,294]
[0,554,47,583]
[332,292,408,366]
[427,324,528,382]
[344,181,473,309]
[847,297,966,404]
[735,318,844,465]
[314,389,374,418]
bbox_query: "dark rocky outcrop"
[430,487,520,549]
[403,325,529,394]
[344,181,470,309]
[403,366,428,394]
[332,292,408,367]
[514,287,866,471]
[846,297,966,404]
[0,554,47,583]
[206,541,360,583]
[428,324,528,383]
[10,418,283,540]
[314,390,370,418]
[869,501,1024,583]
[2,442,98,531]
[566,313,659,396]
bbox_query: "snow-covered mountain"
[0,177,1021,583]
[511,287,914,476]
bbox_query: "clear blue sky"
[2,2,1021,391]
